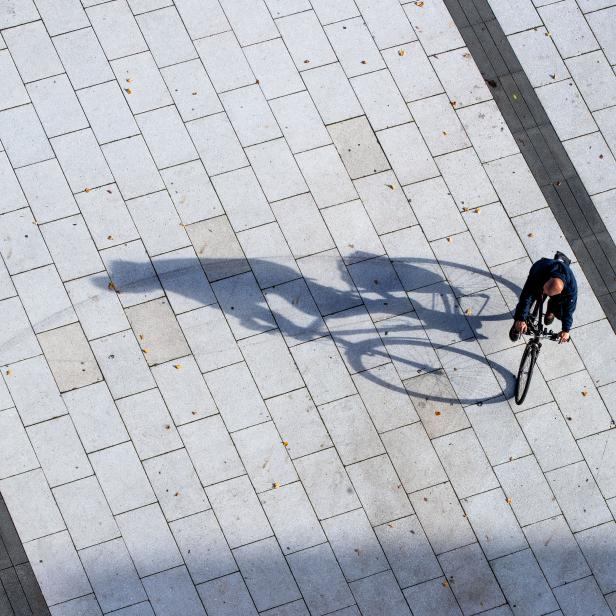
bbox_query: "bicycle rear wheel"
[515,343,537,405]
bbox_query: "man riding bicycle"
[509,251,577,344]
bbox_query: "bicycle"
[514,294,561,405]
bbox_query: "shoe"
[544,312,554,325]
[509,323,520,342]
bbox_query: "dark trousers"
[546,296,564,320]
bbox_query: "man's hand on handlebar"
[514,320,528,334]
[558,331,570,344]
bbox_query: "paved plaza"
[1,0,616,614]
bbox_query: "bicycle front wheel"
[515,343,537,405]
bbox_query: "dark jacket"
[514,257,577,331]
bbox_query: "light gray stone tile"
[136,105,198,170]
[233,421,297,492]
[90,330,156,399]
[404,577,462,616]
[151,356,217,426]
[310,0,359,24]
[0,152,27,214]
[553,576,612,616]
[0,105,53,168]
[125,298,190,366]
[0,407,38,480]
[328,117,390,180]
[174,0,229,38]
[485,153,549,217]
[49,595,103,616]
[462,488,527,560]
[509,27,570,87]
[62,382,128,453]
[494,456,560,526]
[579,430,616,499]
[259,481,326,554]
[356,0,416,48]
[382,422,447,493]
[489,0,541,33]
[0,49,29,110]
[0,0,38,28]
[80,538,146,613]
[546,461,612,532]
[403,0,465,55]
[539,0,599,58]
[600,381,616,421]
[24,531,91,607]
[265,0,310,17]
[206,475,272,548]
[219,0,276,46]
[4,355,64,426]
[246,139,308,202]
[197,572,258,616]
[270,91,331,154]
[234,537,301,611]
[211,167,275,231]
[102,135,165,201]
[0,469,64,542]
[409,94,471,157]
[261,600,311,616]
[177,305,243,373]
[296,145,358,209]
[573,320,616,387]
[563,132,616,195]
[126,0,173,14]
[576,522,616,594]
[265,388,332,459]
[492,549,557,615]
[110,51,173,115]
[534,335,585,382]
[170,510,237,584]
[3,21,62,83]
[87,0,147,59]
[355,572,414,615]
[136,6,197,68]
[383,41,443,103]
[525,514,590,587]
[144,448,209,521]
[116,503,183,577]
[586,6,616,63]
[244,38,303,100]
[143,567,206,616]
[287,543,354,616]
[194,32,255,93]
[302,63,363,125]
[270,193,334,258]
[465,396,531,465]
[409,482,476,555]
[212,272,277,339]
[27,415,92,486]
[179,415,244,486]
[290,336,356,405]
[403,369,470,438]
[89,442,156,513]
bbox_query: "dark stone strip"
[444,0,616,329]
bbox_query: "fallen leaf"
[191,91,197,95]
[465,307,472,315]
[398,49,406,56]
[84,187,92,193]
[174,491,180,496]
[5,369,12,376]
[192,410,198,415]
[106,189,112,194]
[528,232,535,238]
[255,79,260,84]
[442,130,448,136]
[545,31,552,37]
[446,236,452,243]
[450,100,457,107]
[126,78,132,83]
[442,580,449,588]
[139,334,144,340]
[435,410,441,416]
[361,60,367,64]
[462,207,469,212]
[463,52,471,58]
[273,482,281,489]
[506,497,513,504]
[582,389,589,397]
[107,235,113,240]
[512,93,518,100]
[549,73,556,80]
[282,440,289,447]
[108,281,117,291]
[474,207,481,213]
[125,88,132,94]
[142,348,149,354]
[386,183,396,190]
[174,364,182,370]
[303,59,310,64]
[416,1,424,6]
[165,424,170,429]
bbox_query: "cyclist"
[509,251,577,344]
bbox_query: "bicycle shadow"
[93,251,524,407]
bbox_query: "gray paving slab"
[143,566,206,616]
[197,572,258,616]
[553,576,612,616]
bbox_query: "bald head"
[543,277,565,296]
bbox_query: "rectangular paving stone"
[219,0,276,46]
[409,482,476,555]
[143,449,209,521]
[143,566,205,616]
[573,320,616,387]
[52,476,119,549]
[355,0,416,48]
[0,469,65,542]
[27,415,92,487]
[174,0,229,38]
[179,415,245,486]
[0,152,27,214]
[90,330,156,399]
[562,132,616,195]
[302,63,363,125]
[290,336,356,406]
[0,104,53,168]
[170,510,237,584]
[553,576,612,616]
[403,0,465,55]
[309,0,358,23]
[287,543,355,616]
[351,570,412,616]
[579,430,616,499]
[404,577,462,616]
[151,356,217,426]
[110,51,173,114]
[25,531,91,607]
[0,48,29,110]
[576,522,616,594]
[265,388,332,459]
[206,475,272,548]
[197,572,258,616]
[125,298,190,366]
[566,50,616,113]
[586,6,616,62]
[492,549,558,616]
[117,388,182,460]
[232,421,297,492]
[495,456,561,527]
[524,515,590,587]
[234,536,301,611]
[546,461,612,532]
[178,305,243,373]
[89,442,156,514]
[48,595,102,616]
[465,396,531,465]
[259,482,326,555]
[296,145,358,209]
[116,503,183,577]
[462,487,528,561]
[0,407,38,480]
